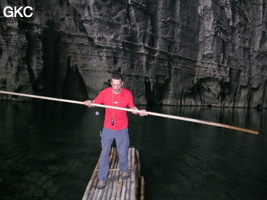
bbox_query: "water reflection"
[130,106,266,200]
[0,102,266,200]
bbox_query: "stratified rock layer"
[0,0,266,108]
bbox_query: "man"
[84,73,147,189]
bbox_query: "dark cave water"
[0,101,266,200]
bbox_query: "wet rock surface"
[0,0,266,108]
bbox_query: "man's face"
[111,79,123,93]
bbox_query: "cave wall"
[0,0,266,107]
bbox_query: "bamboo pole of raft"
[140,176,145,200]
[89,166,100,199]
[130,148,136,200]
[136,150,141,179]
[107,147,118,199]
[110,151,119,200]
[0,90,258,134]
[135,149,140,197]
[127,148,134,200]
[115,169,123,200]
[82,156,100,200]
[111,149,120,199]
[109,148,119,199]
[125,148,132,200]
[121,177,127,200]
[102,147,116,199]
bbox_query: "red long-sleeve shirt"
[93,87,135,130]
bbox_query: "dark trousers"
[98,127,129,181]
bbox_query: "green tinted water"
[0,102,266,199]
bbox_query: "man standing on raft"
[84,73,147,189]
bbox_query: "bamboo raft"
[82,147,145,200]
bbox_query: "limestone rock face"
[0,0,266,108]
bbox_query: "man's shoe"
[122,171,130,179]
[96,181,106,189]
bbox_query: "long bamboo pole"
[0,90,258,134]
